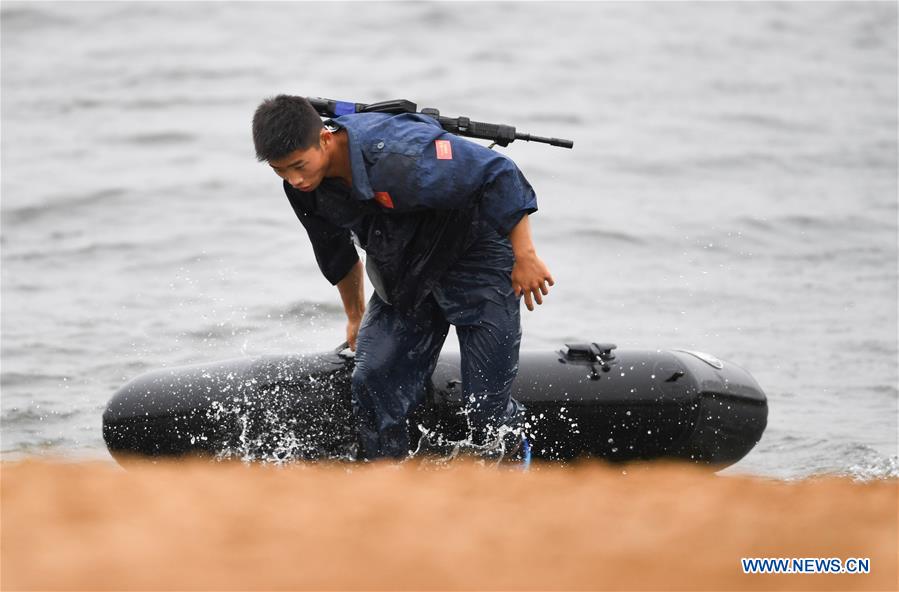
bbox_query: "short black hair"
[252,95,323,162]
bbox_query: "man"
[252,95,553,461]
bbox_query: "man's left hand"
[512,253,554,311]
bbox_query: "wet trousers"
[352,222,524,460]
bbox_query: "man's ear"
[319,127,333,149]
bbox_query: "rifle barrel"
[515,133,574,149]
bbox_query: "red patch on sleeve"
[435,139,453,160]
[373,191,394,209]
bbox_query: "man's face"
[268,130,330,192]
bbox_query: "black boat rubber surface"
[103,344,767,467]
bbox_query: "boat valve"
[562,342,618,380]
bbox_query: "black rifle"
[306,97,573,149]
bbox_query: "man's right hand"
[336,261,366,351]
[346,316,362,351]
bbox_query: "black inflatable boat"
[103,343,767,467]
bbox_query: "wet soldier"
[252,95,553,461]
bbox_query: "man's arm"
[509,214,554,311]
[336,260,366,350]
[283,183,366,347]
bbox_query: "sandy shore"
[1,458,896,591]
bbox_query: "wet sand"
[1,459,896,591]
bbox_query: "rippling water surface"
[2,2,896,478]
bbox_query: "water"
[1,2,896,479]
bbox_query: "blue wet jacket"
[285,112,538,310]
